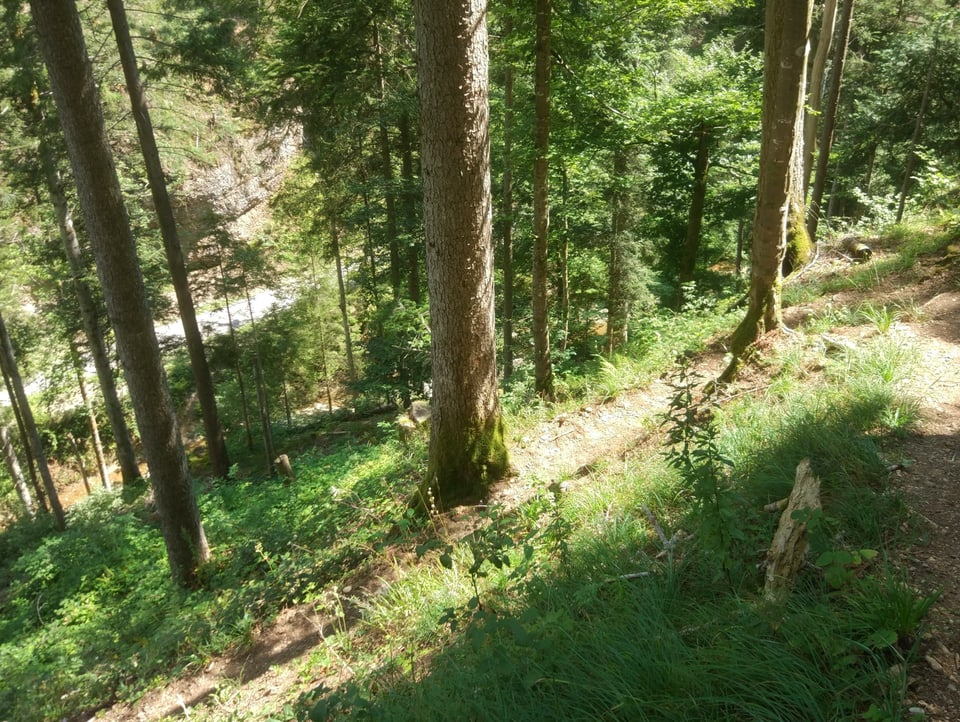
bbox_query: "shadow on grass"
[300,391,920,721]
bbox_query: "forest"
[1,0,959,719]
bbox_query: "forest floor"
[93,236,960,721]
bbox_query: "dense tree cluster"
[0,0,957,583]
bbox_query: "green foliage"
[0,433,419,721]
[356,300,431,407]
[662,361,741,581]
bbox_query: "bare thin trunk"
[375,23,402,300]
[1,425,34,518]
[330,217,357,383]
[679,124,711,294]
[1,370,46,511]
[67,433,92,496]
[0,311,66,529]
[803,0,838,195]
[41,144,140,486]
[243,278,276,474]
[108,0,229,479]
[398,112,421,304]
[607,152,631,354]
[896,37,935,224]
[808,0,854,241]
[501,6,516,380]
[559,166,570,353]
[70,341,111,490]
[215,240,254,452]
[532,0,554,399]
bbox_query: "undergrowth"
[0,222,949,721]
[296,330,935,721]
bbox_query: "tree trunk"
[41,143,141,486]
[70,341,111,490]
[532,0,555,399]
[398,112,422,305]
[559,165,571,353]
[1,368,46,512]
[31,0,209,585]
[721,0,812,383]
[1,424,34,518]
[67,433,93,496]
[607,151,631,354]
[802,0,838,196]
[501,5,516,380]
[413,0,509,509]
[108,0,229,480]
[764,459,821,601]
[330,216,357,383]
[215,239,254,452]
[0,311,66,529]
[242,278,276,475]
[896,35,936,224]
[375,23,402,301]
[679,125,711,300]
[808,0,854,242]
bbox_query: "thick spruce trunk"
[413,0,508,509]
[31,0,209,586]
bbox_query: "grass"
[0,220,952,721]
[0,433,421,721]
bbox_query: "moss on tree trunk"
[416,413,508,510]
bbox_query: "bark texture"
[764,459,821,601]
[31,0,209,585]
[414,0,508,509]
[721,0,812,383]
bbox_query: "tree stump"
[275,454,296,484]
[764,458,821,601]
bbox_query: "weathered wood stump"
[764,458,821,601]
[398,400,432,443]
[275,453,296,484]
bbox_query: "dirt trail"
[96,251,960,722]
